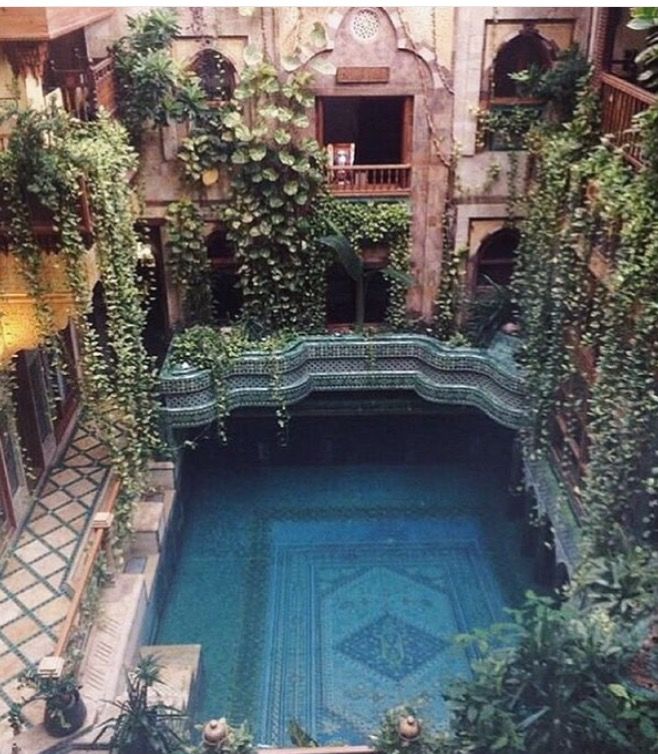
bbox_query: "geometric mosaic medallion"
[337,612,448,682]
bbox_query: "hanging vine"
[0,108,159,539]
[165,199,213,324]
[178,52,327,335]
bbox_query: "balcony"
[49,55,117,120]
[327,164,412,197]
[600,72,658,168]
[0,8,114,41]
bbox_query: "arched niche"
[472,226,520,289]
[188,48,236,101]
[491,24,557,98]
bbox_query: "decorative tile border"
[159,333,527,431]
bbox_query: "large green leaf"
[318,233,363,281]
[243,44,263,66]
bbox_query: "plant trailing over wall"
[169,324,296,443]
[165,199,213,324]
[178,49,327,334]
[112,8,205,146]
[0,107,159,538]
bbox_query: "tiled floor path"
[0,425,110,736]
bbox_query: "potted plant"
[18,665,87,737]
[96,654,188,754]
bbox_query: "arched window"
[475,227,519,287]
[492,27,554,98]
[207,229,242,323]
[190,49,236,101]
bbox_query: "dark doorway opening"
[321,96,406,164]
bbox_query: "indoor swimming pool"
[154,411,538,745]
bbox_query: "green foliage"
[19,665,80,710]
[112,9,205,145]
[96,655,188,754]
[0,107,159,540]
[179,54,327,334]
[170,324,296,443]
[288,719,318,747]
[314,199,412,329]
[165,200,213,324]
[446,593,635,754]
[629,8,658,91]
[573,546,658,623]
[510,46,590,122]
[319,222,412,331]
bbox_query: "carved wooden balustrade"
[600,73,658,168]
[50,54,117,121]
[328,164,412,196]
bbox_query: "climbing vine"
[165,199,213,324]
[178,50,327,334]
[0,108,159,539]
[511,73,658,568]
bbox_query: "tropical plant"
[319,222,412,331]
[573,546,658,624]
[446,593,635,754]
[18,665,87,737]
[628,8,658,91]
[96,655,187,754]
[112,9,205,144]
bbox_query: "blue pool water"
[155,412,537,744]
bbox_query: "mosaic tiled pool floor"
[260,518,504,743]
[155,415,537,745]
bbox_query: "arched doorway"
[492,25,555,98]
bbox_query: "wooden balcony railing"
[328,164,411,196]
[50,55,117,121]
[600,72,658,169]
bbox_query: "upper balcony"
[47,54,117,120]
[327,163,411,197]
[319,96,413,198]
[600,72,657,169]
[0,8,114,41]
